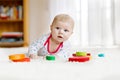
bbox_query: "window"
[49,0,120,48]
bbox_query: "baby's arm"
[28,33,50,59]
[28,35,47,59]
[29,54,40,59]
[28,40,41,59]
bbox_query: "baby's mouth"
[58,36,63,38]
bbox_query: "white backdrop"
[29,0,120,48]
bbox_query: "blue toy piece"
[98,53,104,57]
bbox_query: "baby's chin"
[56,39,64,44]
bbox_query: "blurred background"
[29,0,120,48]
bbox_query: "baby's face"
[50,21,73,43]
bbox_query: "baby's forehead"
[54,21,74,29]
[54,21,71,26]
[54,20,73,26]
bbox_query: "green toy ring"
[46,55,55,60]
[76,52,87,56]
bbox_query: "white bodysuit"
[28,33,73,59]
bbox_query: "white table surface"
[0,47,120,80]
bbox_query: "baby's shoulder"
[38,33,50,40]
[63,40,71,48]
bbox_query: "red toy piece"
[87,53,91,56]
[68,56,90,62]
[12,58,30,62]
[72,54,77,57]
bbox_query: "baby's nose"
[59,29,64,34]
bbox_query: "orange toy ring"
[12,58,30,62]
[9,54,25,60]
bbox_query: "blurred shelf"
[0,41,24,47]
[0,0,29,47]
[0,19,23,22]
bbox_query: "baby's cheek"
[64,36,69,40]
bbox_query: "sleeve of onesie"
[28,33,49,55]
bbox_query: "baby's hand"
[29,54,40,59]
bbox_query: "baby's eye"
[56,27,60,30]
[64,29,69,32]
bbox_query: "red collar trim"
[44,34,63,54]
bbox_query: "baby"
[28,14,74,60]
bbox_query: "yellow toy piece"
[9,54,25,60]
[76,52,87,56]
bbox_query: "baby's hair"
[51,14,74,28]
